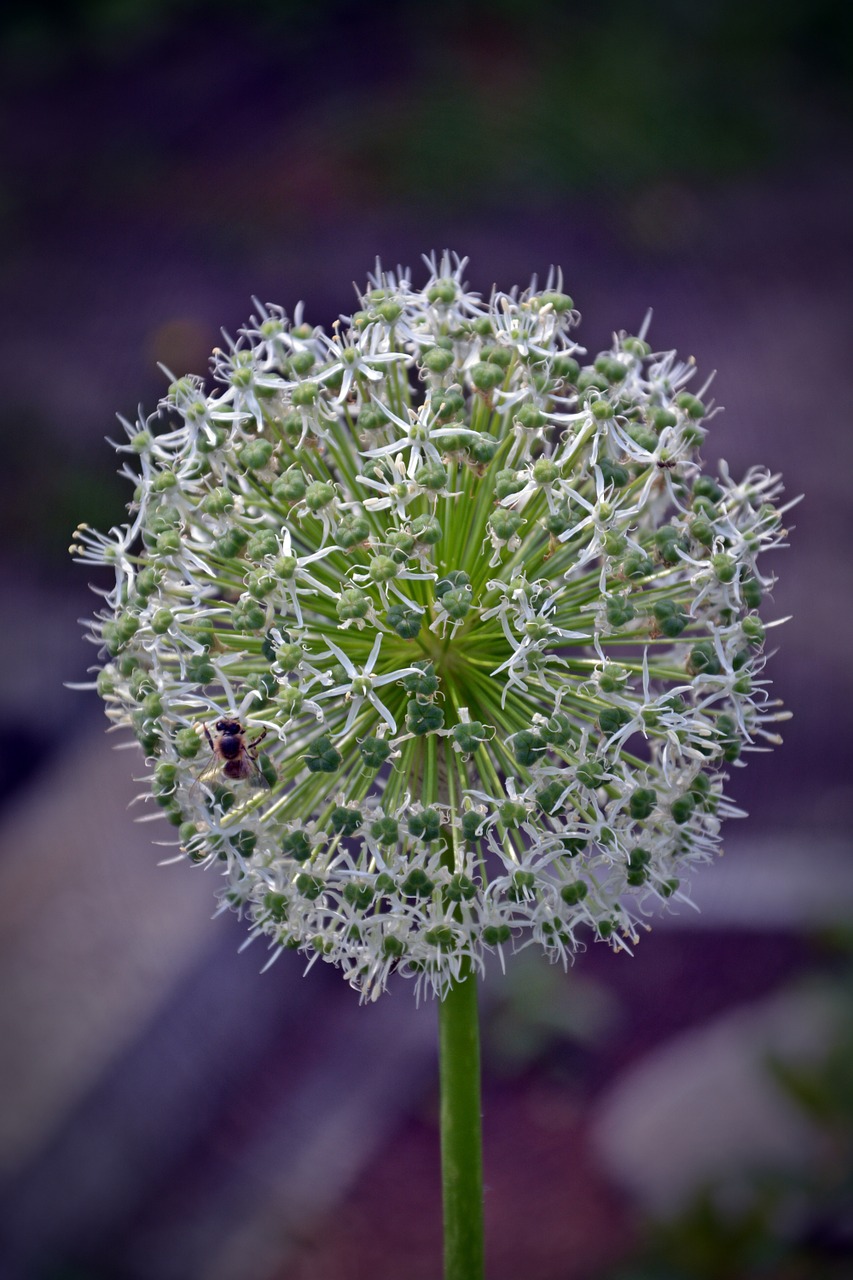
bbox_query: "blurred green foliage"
[2,0,850,199]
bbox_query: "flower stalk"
[438,965,484,1280]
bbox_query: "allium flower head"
[73,252,793,1000]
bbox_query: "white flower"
[75,253,792,1000]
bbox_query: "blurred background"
[1,1,852,1276]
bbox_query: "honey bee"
[200,718,270,787]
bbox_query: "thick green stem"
[438,965,484,1280]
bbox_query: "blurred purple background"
[1,3,852,1277]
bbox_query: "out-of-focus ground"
[1,3,852,1277]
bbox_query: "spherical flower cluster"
[73,252,793,1000]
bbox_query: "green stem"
[438,964,485,1280]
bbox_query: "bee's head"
[216,718,242,734]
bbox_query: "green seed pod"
[238,439,274,471]
[282,829,313,861]
[409,808,442,841]
[415,461,448,491]
[494,468,525,501]
[676,392,705,419]
[336,588,371,621]
[470,361,504,391]
[469,434,499,464]
[629,787,657,820]
[330,806,363,836]
[369,555,399,583]
[514,730,544,766]
[359,736,392,769]
[304,481,336,512]
[422,347,454,374]
[371,817,399,845]
[410,513,442,544]
[272,469,307,502]
[304,736,342,774]
[452,721,488,754]
[386,603,422,639]
[446,874,477,903]
[461,810,483,842]
[488,510,523,542]
[406,699,444,736]
[400,868,435,897]
[336,511,371,549]
[401,662,439,697]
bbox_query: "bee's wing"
[246,753,272,789]
[188,753,222,799]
